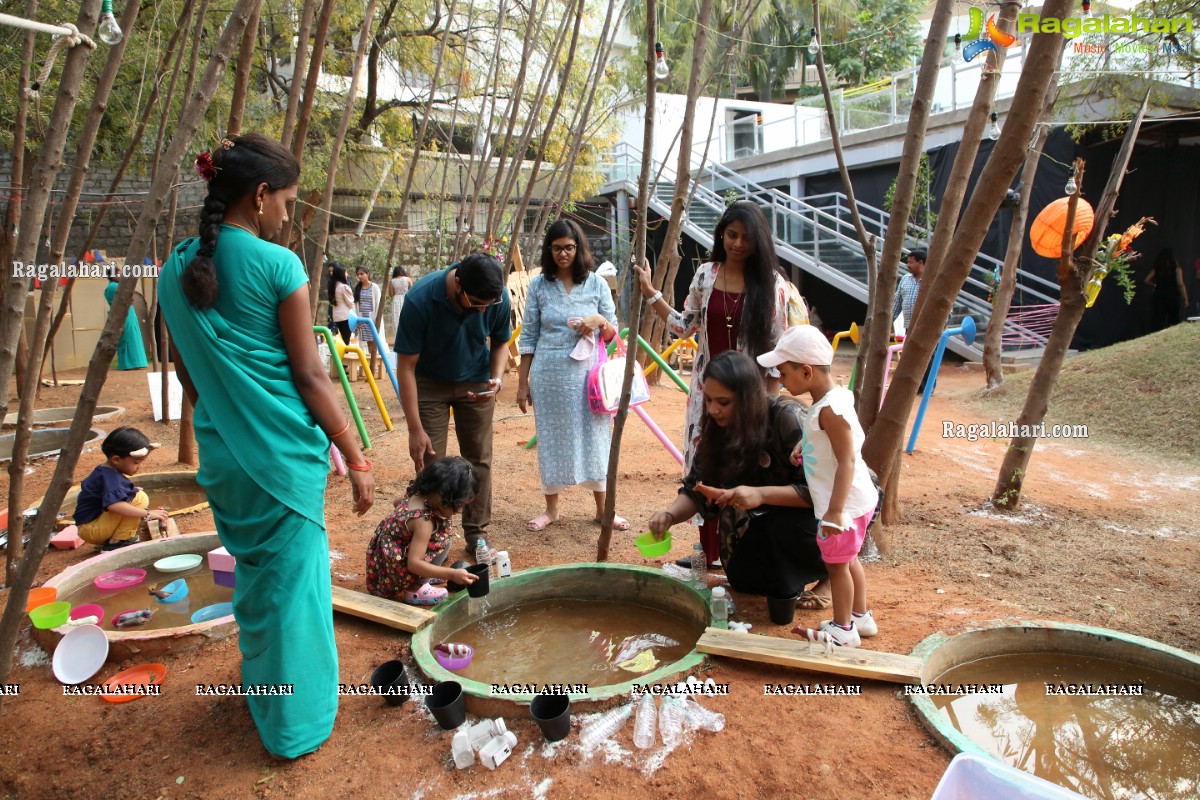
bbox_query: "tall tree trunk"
[982,82,1062,387]
[860,0,1073,509]
[0,0,37,343]
[281,0,318,145]
[289,0,337,163]
[226,0,262,134]
[0,0,261,705]
[636,0,716,354]
[507,0,587,257]
[0,0,103,428]
[599,7,657,563]
[909,1,1020,334]
[307,0,383,316]
[487,1,571,241]
[391,0,461,241]
[992,91,1150,508]
[856,0,954,430]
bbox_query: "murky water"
[144,487,209,512]
[60,561,233,631]
[442,598,704,688]
[931,653,1200,800]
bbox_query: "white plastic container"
[478,731,518,770]
[930,753,1089,800]
[451,729,475,769]
[494,550,512,578]
[468,718,506,752]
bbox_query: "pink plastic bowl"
[433,645,475,671]
[94,568,147,591]
[69,603,106,626]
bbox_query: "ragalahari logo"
[962,7,1017,62]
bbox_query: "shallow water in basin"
[59,562,233,632]
[441,598,704,688]
[931,652,1200,800]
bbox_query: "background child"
[758,326,879,648]
[75,426,169,550]
[366,457,479,605]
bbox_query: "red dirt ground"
[1,359,1197,800]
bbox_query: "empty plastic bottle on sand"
[683,697,725,732]
[658,690,686,747]
[710,586,729,623]
[633,693,658,749]
[579,704,633,750]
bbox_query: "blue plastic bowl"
[155,579,189,604]
[190,602,233,624]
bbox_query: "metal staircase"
[601,142,1060,360]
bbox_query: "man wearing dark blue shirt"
[394,254,512,552]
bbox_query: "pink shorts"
[815,510,874,564]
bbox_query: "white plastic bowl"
[52,624,110,685]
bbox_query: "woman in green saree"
[159,134,374,758]
[105,276,148,370]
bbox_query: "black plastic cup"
[465,564,490,598]
[370,660,410,707]
[767,594,798,625]
[530,693,571,742]
[446,561,472,592]
[426,680,466,729]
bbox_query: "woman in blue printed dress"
[516,219,628,532]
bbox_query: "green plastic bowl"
[635,531,672,558]
[30,601,71,629]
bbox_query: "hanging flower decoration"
[194,151,217,182]
[1086,217,1154,307]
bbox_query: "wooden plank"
[331,584,436,633]
[697,627,922,684]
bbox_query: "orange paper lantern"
[1030,196,1094,258]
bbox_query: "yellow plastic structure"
[330,337,393,431]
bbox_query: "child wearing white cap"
[757,326,879,647]
[75,426,169,551]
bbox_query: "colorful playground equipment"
[345,313,403,406]
[880,341,906,408]
[905,316,977,454]
[313,326,372,450]
[830,322,859,358]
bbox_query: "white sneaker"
[852,610,878,638]
[805,622,860,648]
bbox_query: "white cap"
[756,325,833,368]
[711,587,726,598]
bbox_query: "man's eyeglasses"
[457,288,503,310]
[551,244,577,256]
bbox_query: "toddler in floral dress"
[366,457,479,605]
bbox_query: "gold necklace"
[224,221,259,237]
[720,272,743,333]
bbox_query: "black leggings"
[724,506,826,598]
[334,320,352,344]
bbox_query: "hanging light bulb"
[1081,0,1092,18]
[98,0,124,45]
[1064,169,1078,195]
[988,111,1001,141]
[654,41,669,80]
[807,27,819,58]
[954,32,962,51]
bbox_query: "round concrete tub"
[4,405,123,428]
[35,532,236,661]
[413,563,714,716]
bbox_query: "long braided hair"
[182,133,300,308]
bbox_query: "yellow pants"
[77,490,149,545]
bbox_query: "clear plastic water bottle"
[682,697,725,732]
[710,586,729,623]
[632,693,658,749]
[658,691,686,747]
[691,543,706,588]
[475,538,493,576]
[579,704,633,750]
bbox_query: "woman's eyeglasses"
[551,244,577,256]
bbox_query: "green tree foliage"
[883,151,936,241]
[819,0,922,86]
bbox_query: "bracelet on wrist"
[664,510,676,524]
[346,459,372,472]
[647,290,663,305]
[326,419,350,440]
